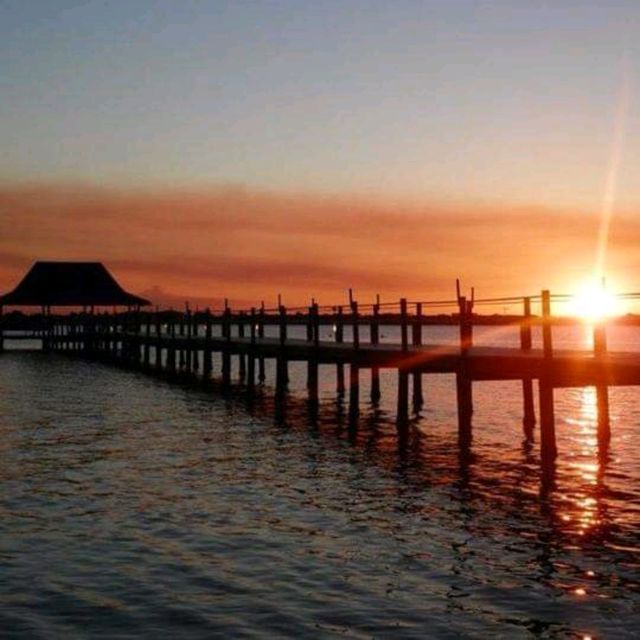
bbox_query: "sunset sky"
[2,1,640,308]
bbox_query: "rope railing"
[25,287,640,318]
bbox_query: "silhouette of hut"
[0,261,150,309]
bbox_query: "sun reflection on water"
[559,387,603,539]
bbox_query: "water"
[1,325,640,638]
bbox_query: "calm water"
[1,325,640,638]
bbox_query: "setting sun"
[567,281,622,321]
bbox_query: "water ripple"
[1,350,640,638]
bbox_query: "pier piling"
[12,280,638,476]
[539,290,557,464]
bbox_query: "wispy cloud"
[1,182,634,307]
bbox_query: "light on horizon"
[567,279,624,321]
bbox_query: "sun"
[567,280,622,322]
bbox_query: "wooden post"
[144,314,151,368]
[258,303,266,383]
[539,289,557,464]
[313,302,320,349]
[178,310,186,371]
[400,298,408,351]
[336,305,345,395]
[276,305,288,397]
[397,368,409,426]
[521,296,535,438]
[108,312,115,359]
[335,305,344,343]
[222,306,231,388]
[456,296,473,447]
[594,321,611,449]
[279,304,287,345]
[351,301,359,349]
[349,300,359,416]
[154,312,162,372]
[349,362,359,419]
[247,307,256,391]
[306,304,313,342]
[412,302,423,409]
[192,312,200,373]
[307,303,319,405]
[370,302,381,402]
[185,307,193,375]
[238,313,246,382]
[541,290,552,357]
[203,309,212,381]
[167,315,176,375]
[412,302,422,346]
[41,305,50,353]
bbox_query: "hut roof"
[0,261,150,307]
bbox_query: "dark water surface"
[1,327,640,638]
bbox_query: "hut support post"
[144,314,151,368]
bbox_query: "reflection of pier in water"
[3,285,639,472]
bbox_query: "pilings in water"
[276,304,288,398]
[456,293,474,448]
[349,301,360,419]
[222,305,231,388]
[203,310,212,382]
[539,289,557,465]
[335,305,345,395]
[238,314,246,383]
[412,302,424,411]
[167,316,177,375]
[258,303,266,384]
[247,308,256,392]
[370,301,381,403]
[397,298,409,427]
[307,303,320,406]
[15,286,627,474]
[520,296,536,439]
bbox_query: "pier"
[2,282,638,469]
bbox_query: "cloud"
[0,181,635,307]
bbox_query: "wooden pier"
[2,286,637,468]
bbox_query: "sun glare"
[568,281,621,322]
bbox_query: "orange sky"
[3,5,639,313]
[1,182,638,311]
